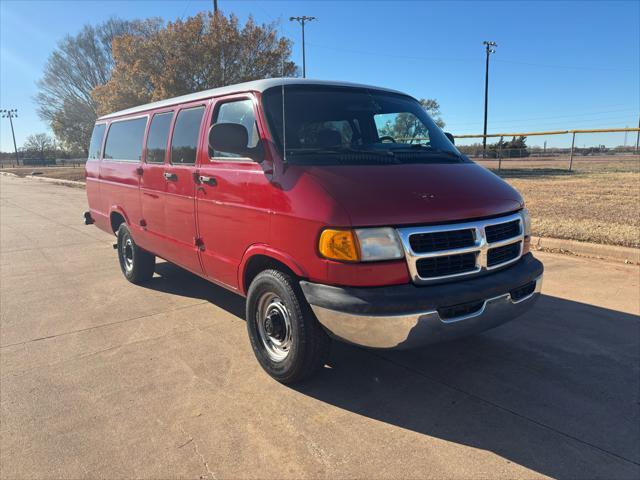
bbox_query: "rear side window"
[146,112,173,164]
[88,124,106,160]
[211,99,259,158]
[171,107,204,165]
[104,117,147,161]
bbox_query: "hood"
[303,163,523,227]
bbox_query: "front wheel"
[246,269,330,384]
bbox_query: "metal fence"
[455,127,640,171]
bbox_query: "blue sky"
[1,0,638,150]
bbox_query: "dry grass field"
[0,166,86,182]
[2,156,639,248]
[478,156,640,248]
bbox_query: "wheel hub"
[256,294,293,362]
[122,238,134,271]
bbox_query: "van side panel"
[97,116,148,237]
[99,161,142,231]
[85,123,109,232]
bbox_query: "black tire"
[246,269,330,384]
[116,223,155,284]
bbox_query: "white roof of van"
[97,78,407,120]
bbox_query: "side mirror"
[444,132,455,145]
[208,123,264,162]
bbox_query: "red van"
[85,79,543,383]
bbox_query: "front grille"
[485,220,520,243]
[438,300,484,320]
[409,229,475,253]
[416,252,477,278]
[398,212,525,284]
[487,242,521,267]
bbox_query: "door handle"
[198,175,217,186]
[163,172,178,181]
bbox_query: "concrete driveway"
[1,175,638,479]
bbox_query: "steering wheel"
[379,136,396,143]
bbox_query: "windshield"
[262,85,465,165]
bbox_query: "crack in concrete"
[178,424,217,479]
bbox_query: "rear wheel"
[246,269,330,384]
[116,223,155,284]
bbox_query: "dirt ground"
[2,155,639,247]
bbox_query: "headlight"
[521,208,532,237]
[355,227,404,261]
[318,227,404,262]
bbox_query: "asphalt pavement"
[1,175,638,479]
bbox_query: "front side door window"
[210,99,259,159]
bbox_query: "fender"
[238,244,308,295]
[109,205,131,228]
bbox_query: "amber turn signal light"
[318,229,360,262]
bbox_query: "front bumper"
[300,254,543,349]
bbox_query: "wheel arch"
[239,245,308,295]
[109,206,130,234]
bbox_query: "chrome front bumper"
[301,254,544,349]
[308,275,542,349]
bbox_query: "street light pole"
[289,16,316,78]
[482,41,497,157]
[1,109,19,166]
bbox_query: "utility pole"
[636,115,639,153]
[1,109,19,166]
[289,16,316,78]
[213,0,218,14]
[482,41,497,157]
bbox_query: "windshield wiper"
[402,146,464,160]
[286,146,397,158]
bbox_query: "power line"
[305,42,635,73]
[448,115,639,131]
[447,108,637,127]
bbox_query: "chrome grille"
[409,229,475,253]
[488,241,521,267]
[416,252,477,278]
[397,212,525,284]
[486,220,520,243]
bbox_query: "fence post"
[569,131,576,171]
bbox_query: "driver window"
[374,112,430,145]
[210,99,259,158]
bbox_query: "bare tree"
[35,17,162,153]
[23,133,54,157]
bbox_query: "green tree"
[420,99,445,128]
[377,98,446,143]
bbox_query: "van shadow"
[148,261,245,318]
[144,263,639,479]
